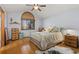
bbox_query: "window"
[21,12,35,30]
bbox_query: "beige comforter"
[31,32,64,50]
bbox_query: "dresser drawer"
[65,41,77,47]
[12,36,19,38]
[65,36,77,39]
[65,40,78,44]
[12,34,19,36]
[12,37,19,40]
[65,40,77,44]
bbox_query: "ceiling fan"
[26,4,46,11]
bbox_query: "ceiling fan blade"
[26,4,33,6]
[31,8,34,11]
[38,8,41,11]
[39,5,46,7]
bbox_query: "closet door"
[0,16,1,47]
[0,7,5,48]
[1,11,5,47]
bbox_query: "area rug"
[35,46,74,54]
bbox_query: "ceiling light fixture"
[34,4,39,10]
[26,4,46,11]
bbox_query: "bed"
[30,31,64,50]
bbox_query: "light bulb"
[34,5,38,10]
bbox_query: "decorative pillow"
[44,26,53,32]
[38,27,45,32]
[50,26,60,32]
[42,26,60,32]
[45,28,52,32]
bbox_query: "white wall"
[43,6,79,31]
[4,4,79,38]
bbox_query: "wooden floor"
[0,38,39,54]
[0,38,79,54]
[57,42,79,53]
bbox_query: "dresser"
[64,35,78,48]
[11,28,19,41]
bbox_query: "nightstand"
[64,35,78,48]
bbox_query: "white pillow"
[43,26,60,32]
[50,26,60,32]
[44,26,53,32]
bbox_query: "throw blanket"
[31,32,64,50]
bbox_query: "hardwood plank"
[57,42,79,53]
[0,38,39,54]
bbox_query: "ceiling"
[0,4,79,19]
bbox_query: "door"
[0,16,1,47]
[0,7,5,47]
